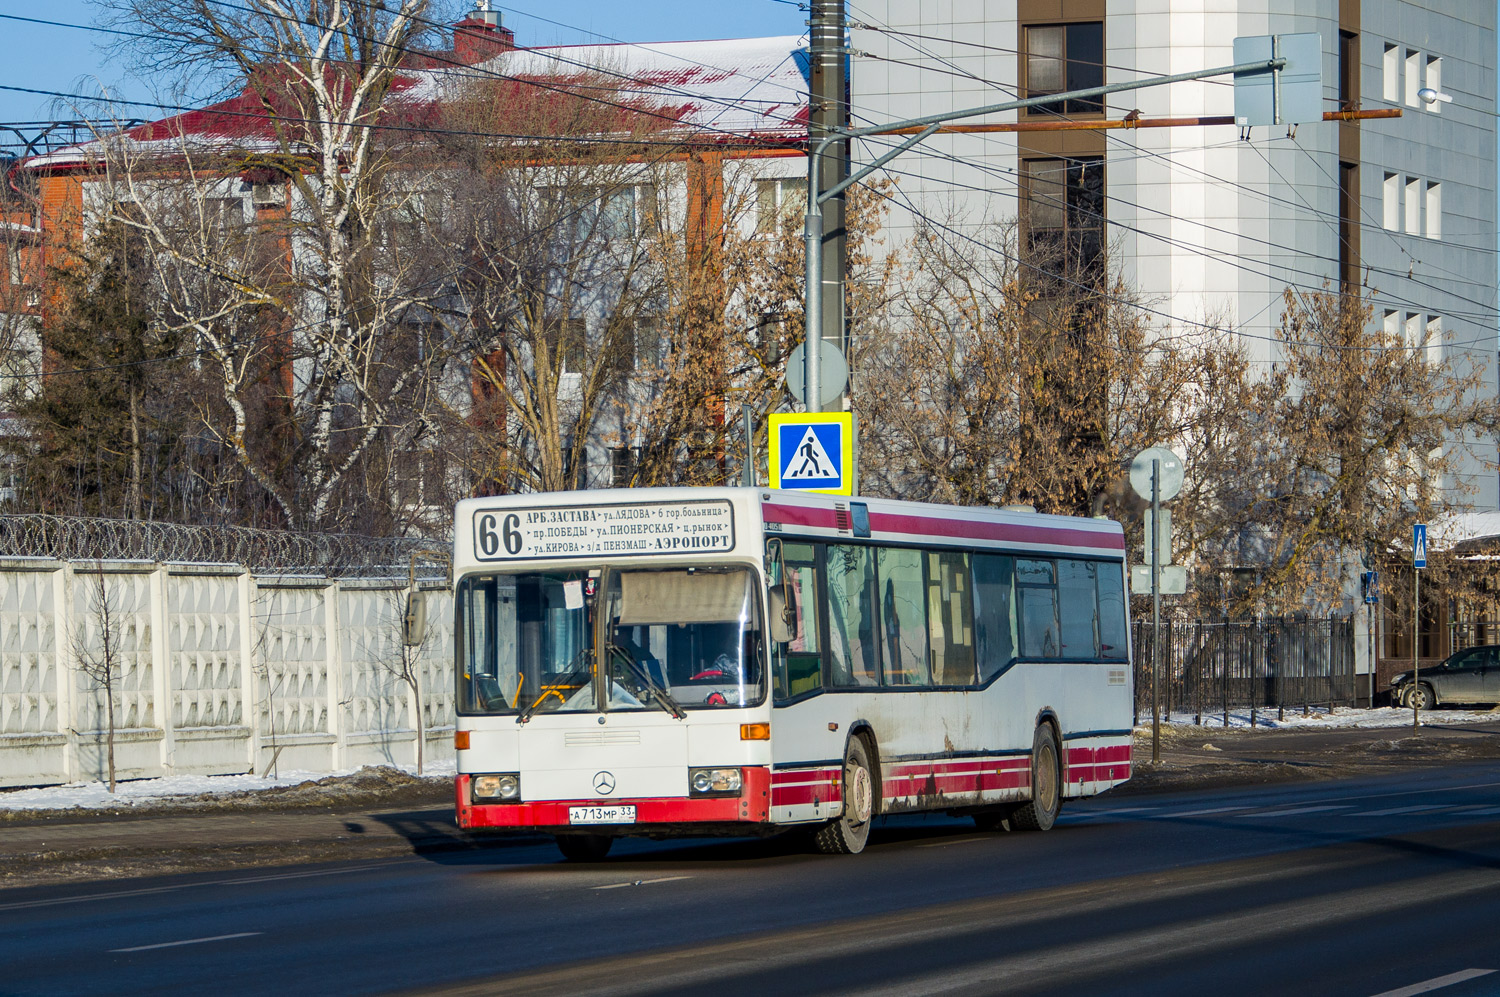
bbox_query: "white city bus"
[452,487,1133,859]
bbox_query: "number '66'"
[478,514,523,556]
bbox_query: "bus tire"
[814,737,876,855]
[1011,724,1061,832]
[556,834,613,862]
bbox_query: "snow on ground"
[0,759,456,811]
[1143,705,1500,732]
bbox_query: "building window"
[1024,22,1104,114]
[754,178,804,234]
[1405,177,1420,234]
[1382,309,1399,346]
[1338,161,1359,289]
[1339,31,1359,110]
[5,245,20,286]
[610,446,637,487]
[1404,49,1420,107]
[602,184,658,239]
[1021,156,1105,280]
[1382,44,1399,102]
[1382,172,1399,230]
[1425,181,1442,239]
[1404,312,1421,352]
[1425,315,1443,367]
[755,312,787,366]
[1425,57,1442,113]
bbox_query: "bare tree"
[73,565,124,792]
[98,0,454,531]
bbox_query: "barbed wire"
[0,515,450,577]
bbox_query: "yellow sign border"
[768,412,854,495]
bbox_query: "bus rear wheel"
[814,737,876,855]
[556,834,613,862]
[1010,724,1061,832]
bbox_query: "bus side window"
[877,546,929,686]
[772,544,823,701]
[1017,559,1060,658]
[1058,560,1099,658]
[1096,563,1129,660]
[972,554,1015,682]
[927,551,975,685]
[827,545,881,687]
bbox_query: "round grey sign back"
[1129,446,1185,502]
[784,339,849,407]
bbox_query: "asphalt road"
[6,763,1500,997]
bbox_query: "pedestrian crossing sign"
[769,412,854,495]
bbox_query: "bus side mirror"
[403,590,428,647]
[768,588,794,644]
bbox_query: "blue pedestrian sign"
[1413,524,1427,569]
[1362,571,1380,605]
[769,412,854,495]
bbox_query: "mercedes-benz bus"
[452,487,1133,859]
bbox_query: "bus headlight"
[472,773,521,801]
[689,768,743,796]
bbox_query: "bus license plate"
[569,805,636,825]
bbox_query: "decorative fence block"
[0,559,455,789]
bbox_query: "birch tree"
[100,0,453,531]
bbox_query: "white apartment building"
[850,0,1498,508]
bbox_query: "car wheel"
[814,737,876,855]
[1409,684,1434,710]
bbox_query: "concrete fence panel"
[0,557,455,789]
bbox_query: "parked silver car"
[1391,645,1500,708]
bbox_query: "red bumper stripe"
[457,767,771,829]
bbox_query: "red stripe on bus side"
[761,502,1125,551]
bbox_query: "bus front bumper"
[456,767,771,831]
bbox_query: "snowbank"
[0,759,456,811]
[1143,705,1500,731]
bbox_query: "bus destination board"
[473,500,735,561]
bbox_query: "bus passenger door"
[769,542,841,823]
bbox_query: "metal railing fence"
[1132,616,1356,725]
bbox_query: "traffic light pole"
[801,54,1291,417]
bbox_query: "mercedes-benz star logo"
[592,771,616,795]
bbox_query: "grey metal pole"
[1151,458,1161,764]
[809,0,846,414]
[1367,596,1375,709]
[1413,568,1421,730]
[741,403,755,487]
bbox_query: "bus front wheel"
[814,737,876,855]
[1010,724,1061,832]
[556,834,613,862]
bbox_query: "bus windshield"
[457,567,764,716]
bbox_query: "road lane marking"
[1356,805,1450,817]
[916,837,990,849]
[1369,968,1496,997]
[592,876,691,891]
[1165,806,1255,818]
[1466,806,1500,815]
[109,932,262,953]
[1237,805,1348,818]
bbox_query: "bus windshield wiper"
[609,644,687,720]
[516,649,591,724]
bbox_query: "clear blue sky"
[0,0,809,123]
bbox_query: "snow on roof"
[27,35,810,169]
[1434,510,1500,549]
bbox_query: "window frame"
[768,537,1129,702]
[1022,21,1105,116]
